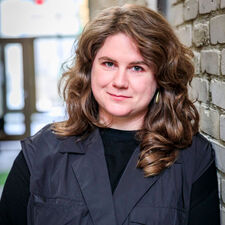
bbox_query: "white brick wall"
[212,141,225,173]
[221,206,225,225]
[220,115,225,141]
[193,22,209,47]
[170,0,225,222]
[190,77,209,103]
[200,106,220,139]
[211,80,225,109]
[210,15,225,44]
[201,50,220,75]
[193,51,200,74]
[184,0,198,21]
[170,3,184,26]
[222,49,225,75]
[222,179,225,204]
[199,0,218,14]
[221,0,225,8]
[176,25,192,47]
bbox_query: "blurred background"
[0,0,169,194]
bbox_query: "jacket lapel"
[58,128,167,225]
[113,146,161,225]
[70,129,117,225]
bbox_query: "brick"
[193,22,209,47]
[212,141,225,173]
[171,0,178,5]
[222,179,225,203]
[193,51,200,74]
[171,0,183,5]
[201,50,220,75]
[193,101,200,114]
[176,25,192,47]
[221,206,225,225]
[210,15,225,44]
[221,0,225,8]
[199,0,218,14]
[222,49,225,75]
[188,83,197,102]
[211,80,225,109]
[190,78,209,102]
[217,172,221,198]
[220,115,225,141]
[200,105,220,139]
[184,0,198,21]
[170,3,184,26]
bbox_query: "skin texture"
[91,33,157,130]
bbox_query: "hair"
[53,4,199,177]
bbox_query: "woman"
[0,4,220,225]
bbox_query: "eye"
[103,61,114,68]
[131,66,144,72]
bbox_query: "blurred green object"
[0,171,9,186]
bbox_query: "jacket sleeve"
[191,134,215,183]
[187,134,220,225]
[188,161,220,225]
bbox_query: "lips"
[107,92,132,99]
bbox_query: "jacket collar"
[57,128,183,225]
[57,130,96,154]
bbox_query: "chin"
[107,110,132,118]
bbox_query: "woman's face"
[91,33,157,130]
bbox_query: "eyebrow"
[98,56,149,66]
[98,56,117,63]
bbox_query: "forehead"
[95,33,144,61]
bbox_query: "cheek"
[91,67,110,89]
[134,77,157,97]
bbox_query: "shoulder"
[21,123,57,148]
[21,124,64,171]
[21,124,86,172]
[190,132,214,162]
[181,132,215,183]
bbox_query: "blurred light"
[35,0,44,5]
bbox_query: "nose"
[112,68,128,89]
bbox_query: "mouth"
[107,92,132,99]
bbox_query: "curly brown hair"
[53,4,199,177]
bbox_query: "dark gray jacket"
[21,124,214,225]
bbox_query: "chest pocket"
[28,194,92,225]
[129,205,186,225]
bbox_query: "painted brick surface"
[200,106,220,139]
[212,141,225,173]
[193,51,200,74]
[170,3,184,26]
[199,0,218,14]
[222,179,225,204]
[220,115,225,142]
[221,206,225,225]
[210,15,225,44]
[217,172,221,198]
[184,0,198,21]
[193,101,200,114]
[171,0,179,5]
[221,0,225,8]
[211,80,225,109]
[190,78,209,102]
[176,25,192,47]
[222,49,225,75]
[201,50,220,75]
[193,22,209,47]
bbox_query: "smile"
[107,92,132,99]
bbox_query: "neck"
[99,113,145,131]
